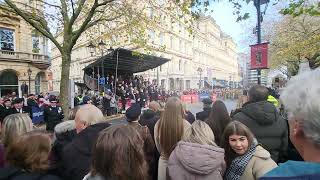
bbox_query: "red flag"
[250,42,269,69]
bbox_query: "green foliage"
[269,15,320,73]
[281,0,320,17]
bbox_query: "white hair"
[281,68,320,145]
[75,104,104,126]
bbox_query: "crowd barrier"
[180,93,217,104]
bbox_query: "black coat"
[44,106,64,131]
[185,111,196,124]
[7,107,29,116]
[0,167,61,180]
[232,101,288,162]
[196,107,211,121]
[0,105,9,123]
[61,122,111,180]
[139,110,160,142]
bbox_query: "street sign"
[99,77,105,85]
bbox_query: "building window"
[179,60,182,71]
[0,28,14,51]
[160,65,162,72]
[159,33,164,46]
[32,31,40,53]
[179,39,183,52]
[148,7,153,18]
[170,36,173,49]
[35,73,41,95]
[148,30,155,42]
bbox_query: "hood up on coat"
[174,141,225,175]
[241,101,279,125]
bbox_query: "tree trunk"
[59,52,71,120]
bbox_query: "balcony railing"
[0,50,49,63]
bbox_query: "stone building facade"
[0,3,50,97]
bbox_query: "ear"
[292,120,304,137]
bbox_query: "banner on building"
[250,42,269,69]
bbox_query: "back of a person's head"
[2,113,33,147]
[6,131,51,172]
[149,101,161,112]
[75,104,104,126]
[206,100,231,146]
[281,68,320,145]
[183,120,215,146]
[158,97,185,159]
[248,85,269,102]
[91,125,148,180]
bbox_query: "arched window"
[0,70,18,96]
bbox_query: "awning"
[84,48,170,75]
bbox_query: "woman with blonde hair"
[167,120,225,180]
[0,131,61,180]
[221,121,277,180]
[154,97,191,180]
[0,113,33,168]
[1,113,34,147]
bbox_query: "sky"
[207,0,284,53]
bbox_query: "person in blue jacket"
[260,68,320,180]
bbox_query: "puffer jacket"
[232,101,288,162]
[167,141,225,180]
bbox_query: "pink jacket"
[167,141,225,180]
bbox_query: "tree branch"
[69,0,115,47]
[60,0,70,24]
[36,0,62,9]
[69,0,85,27]
[4,0,63,52]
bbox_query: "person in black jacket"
[8,98,29,115]
[139,101,161,141]
[44,96,64,132]
[0,131,62,180]
[61,104,110,180]
[232,85,288,163]
[196,98,212,121]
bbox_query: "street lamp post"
[27,67,32,94]
[197,67,203,89]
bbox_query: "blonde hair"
[183,120,216,146]
[149,101,161,112]
[75,104,104,126]
[157,97,185,159]
[2,113,33,147]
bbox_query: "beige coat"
[154,120,191,180]
[240,146,277,180]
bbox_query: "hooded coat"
[60,122,111,180]
[240,146,277,180]
[232,101,288,162]
[167,141,225,180]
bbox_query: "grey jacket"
[167,141,225,180]
[232,101,288,162]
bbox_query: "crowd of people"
[0,68,319,180]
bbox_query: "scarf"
[224,141,258,180]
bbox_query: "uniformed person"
[44,96,64,131]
